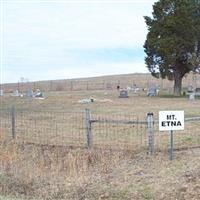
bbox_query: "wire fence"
[1,108,86,147]
[88,111,147,151]
[0,108,147,151]
[1,107,200,152]
[154,117,200,151]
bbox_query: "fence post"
[85,109,92,148]
[11,106,16,139]
[147,112,154,154]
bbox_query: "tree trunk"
[173,71,182,96]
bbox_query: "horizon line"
[1,72,151,85]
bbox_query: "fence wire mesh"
[0,109,12,139]
[90,113,147,151]
[154,119,200,151]
[1,108,200,152]
[0,108,148,151]
[1,109,86,147]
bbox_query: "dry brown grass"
[1,74,200,199]
[1,135,200,200]
[0,133,135,199]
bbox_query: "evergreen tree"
[144,0,200,96]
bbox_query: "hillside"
[1,73,199,93]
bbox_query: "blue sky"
[1,0,157,83]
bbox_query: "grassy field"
[1,88,200,116]
[1,74,200,199]
[1,89,200,149]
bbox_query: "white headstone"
[147,86,157,96]
[187,85,193,93]
[26,90,33,97]
[34,89,44,98]
[0,90,3,96]
[189,93,195,101]
[12,90,19,97]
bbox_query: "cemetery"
[1,76,200,200]
[1,0,200,198]
[8,89,45,99]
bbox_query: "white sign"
[159,111,184,131]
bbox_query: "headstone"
[34,89,44,98]
[132,85,140,93]
[0,90,3,96]
[119,90,128,98]
[12,90,19,97]
[189,93,195,101]
[195,88,200,96]
[78,98,94,103]
[187,85,194,93]
[26,90,33,98]
[126,86,132,91]
[147,86,157,97]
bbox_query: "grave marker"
[35,89,44,98]
[195,88,200,96]
[147,85,158,96]
[0,90,3,96]
[12,90,19,97]
[187,85,194,93]
[119,90,128,98]
[26,90,33,98]
[189,93,195,101]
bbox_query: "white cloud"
[4,1,155,49]
[2,0,156,83]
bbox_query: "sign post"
[159,111,184,160]
[169,130,173,160]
